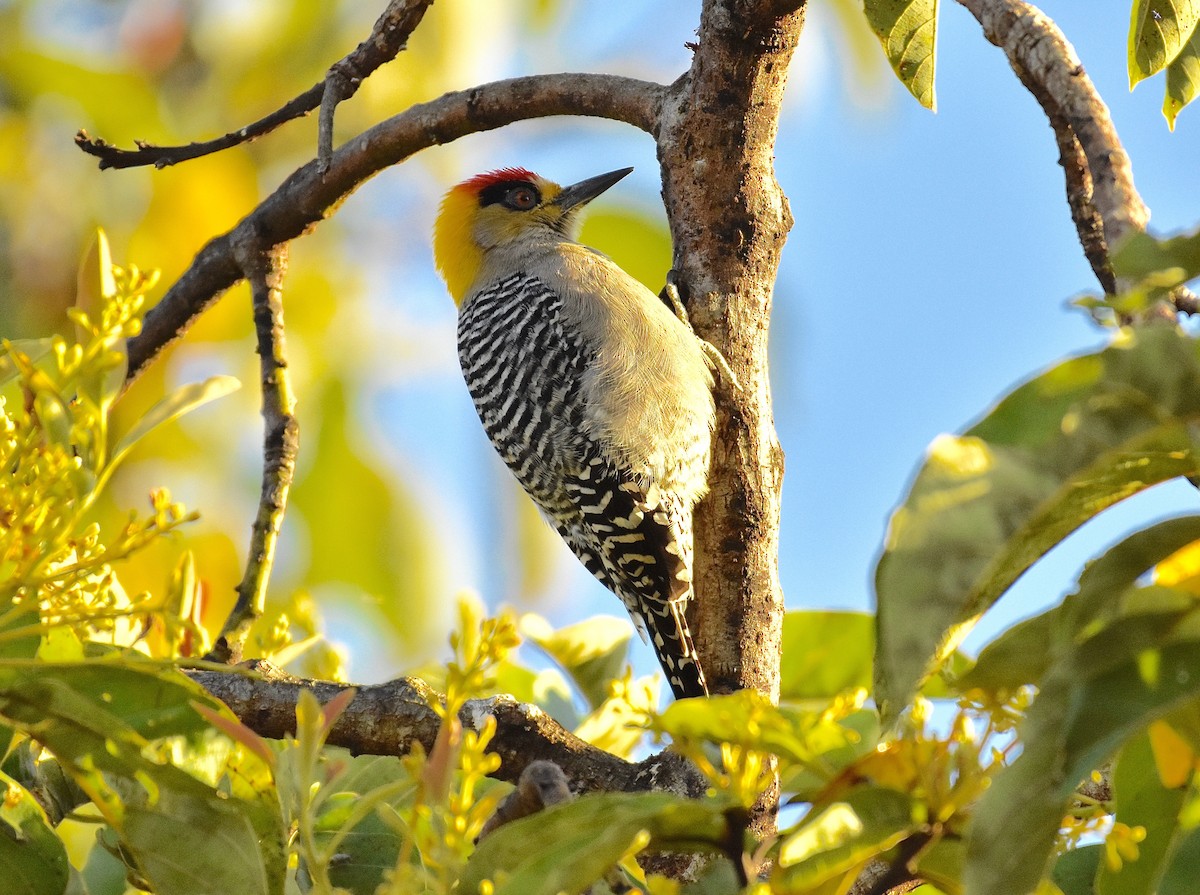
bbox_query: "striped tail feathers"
[641,595,708,699]
[562,460,709,699]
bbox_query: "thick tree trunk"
[658,0,800,703]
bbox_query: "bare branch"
[122,72,662,387]
[207,241,296,664]
[317,0,437,169]
[75,89,323,170]
[1050,117,1117,295]
[76,0,435,171]
[957,0,1149,283]
[186,662,708,797]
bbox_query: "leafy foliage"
[1128,0,1200,126]
[861,0,1200,125]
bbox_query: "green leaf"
[915,836,966,894]
[1129,0,1200,87]
[780,611,873,701]
[862,0,938,109]
[1051,845,1102,895]
[0,661,283,895]
[874,327,1200,724]
[1164,24,1200,126]
[461,792,731,895]
[1097,731,1187,894]
[773,786,917,889]
[315,753,414,895]
[1112,226,1200,293]
[1159,823,1200,894]
[954,607,1057,695]
[965,596,1200,895]
[656,690,860,766]
[957,516,1200,698]
[0,769,70,895]
[1081,227,1200,318]
[523,614,631,710]
[0,661,223,743]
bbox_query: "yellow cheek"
[432,189,484,306]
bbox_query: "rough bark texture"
[188,663,708,798]
[657,0,798,705]
[957,0,1149,266]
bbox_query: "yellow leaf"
[1148,719,1197,788]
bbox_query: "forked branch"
[75,0,435,171]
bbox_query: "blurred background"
[1,0,1197,690]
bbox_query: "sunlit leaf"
[461,792,730,895]
[780,610,873,701]
[915,835,966,894]
[1164,24,1200,126]
[523,613,631,710]
[108,375,241,476]
[1112,226,1200,295]
[875,327,1200,724]
[1129,0,1200,87]
[656,690,858,766]
[862,0,938,109]
[773,786,916,889]
[0,661,284,895]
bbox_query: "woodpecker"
[432,166,716,699]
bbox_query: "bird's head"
[433,166,632,306]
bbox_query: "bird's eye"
[508,187,537,210]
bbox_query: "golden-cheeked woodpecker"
[432,166,716,699]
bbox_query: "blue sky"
[328,1,1200,685]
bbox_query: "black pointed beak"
[554,167,633,212]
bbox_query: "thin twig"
[317,0,437,170]
[119,72,663,388]
[75,0,435,171]
[957,0,1149,286]
[1173,285,1200,316]
[75,87,323,170]
[208,241,296,663]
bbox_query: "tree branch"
[120,72,663,386]
[75,0,435,171]
[207,240,296,663]
[187,662,708,797]
[957,0,1149,287]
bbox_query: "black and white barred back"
[457,272,708,699]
